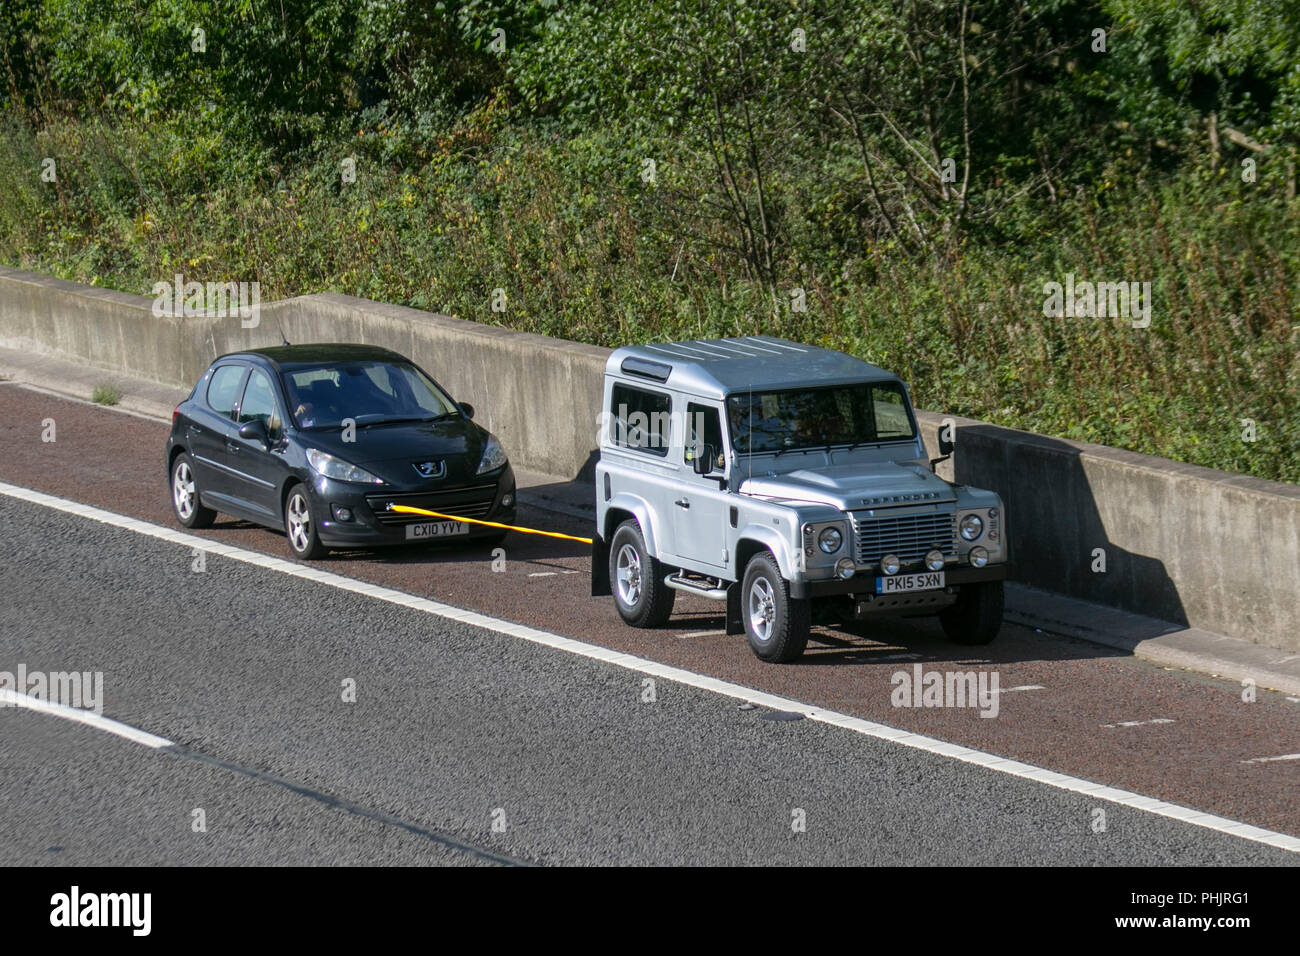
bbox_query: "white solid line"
[679,630,727,638]
[1242,753,1300,765]
[2,477,1299,855]
[0,688,173,749]
[997,685,1046,693]
[1102,718,1176,728]
[528,572,557,577]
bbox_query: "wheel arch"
[734,525,796,580]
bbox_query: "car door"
[228,367,290,523]
[671,401,730,570]
[188,363,248,506]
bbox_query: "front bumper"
[312,465,516,548]
[790,562,1010,599]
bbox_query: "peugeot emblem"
[413,460,445,479]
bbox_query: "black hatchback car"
[165,344,516,559]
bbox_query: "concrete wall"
[2,265,1297,650]
[914,412,1300,648]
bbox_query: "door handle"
[674,498,690,509]
[226,441,240,453]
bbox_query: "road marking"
[1242,753,1300,765]
[2,478,1299,855]
[0,688,173,749]
[996,685,1046,694]
[679,630,727,638]
[528,572,557,577]
[1101,718,1176,729]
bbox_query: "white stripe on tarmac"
[2,478,1298,855]
[1242,753,1300,765]
[0,688,173,749]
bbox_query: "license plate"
[406,520,470,540]
[875,571,944,594]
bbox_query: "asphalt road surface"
[1,384,1297,865]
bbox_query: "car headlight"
[477,434,508,475]
[960,513,984,541]
[880,553,901,575]
[818,527,843,554]
[306,448,384,484]
[969,546,989,568]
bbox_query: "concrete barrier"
[1,265,1297,651]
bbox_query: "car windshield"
[282,361,460,430]
[726,382,915,454]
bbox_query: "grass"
[0,112,1296,483]
[90,383,121,406]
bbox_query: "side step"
[663,573,729,600]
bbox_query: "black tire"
[283,482,329,560]
[169,452,216,529]
[939,580,1004,645]
[741,552,810,663]
[608,519,675,627]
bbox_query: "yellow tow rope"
[389,504,594,544]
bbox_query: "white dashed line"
[996,685,1046,694]
[1101,718,1176,729]
[2,478,1298,855]
[0,688,173,749]
[528,572,557,577]
[678,630,727,638]
[1242,753,1300,765]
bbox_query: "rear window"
[610,384,671,457]
[206,365,247,420]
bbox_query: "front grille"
[366,484,499,526]
[851,509,957,567]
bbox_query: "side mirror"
[239,419,269,444]
[930,428,955,472]
[459,402,475,420]
[692,443,717,475]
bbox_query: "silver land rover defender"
[591,336,1010,663]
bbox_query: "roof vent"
[620,357,672,382]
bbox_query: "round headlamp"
[960,514,984,541]
[880,553,901,576]
[818,527,843,554]
[969,546,989,568]
[836,558,855,579]
[925,550,945,572]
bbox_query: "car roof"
[606,336,901,399]
[216,343,406,370]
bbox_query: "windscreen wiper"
[357,415,438,428]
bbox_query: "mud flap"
[725,581,743,635]
[591,534,611,596]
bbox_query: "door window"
[238,369,283,439]
[683,403,723,470]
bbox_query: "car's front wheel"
[939,580,1004,645]
[609,519,675,627]
[284,483,328,560]
[170,453,216,529]
[742,552,810,663]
